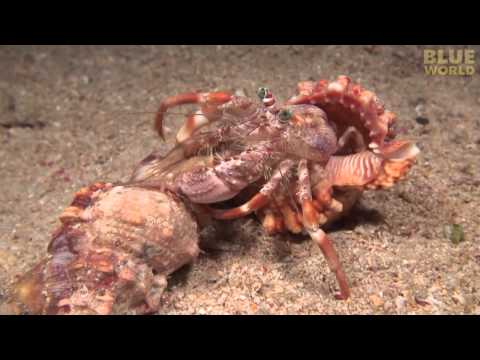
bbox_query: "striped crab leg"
[207,159,296,220]
[297,159,351,300]
[154,91,233,142]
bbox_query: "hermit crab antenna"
[257,87,276,108]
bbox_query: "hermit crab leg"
[297,159,350,300]
[209,159,295,220]
[260,207,286,234]
[297,160,325,229]
[308,228,351,300]
[154,91,232,141]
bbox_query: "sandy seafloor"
[0,45,479,314]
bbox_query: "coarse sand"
[0,45,479,314]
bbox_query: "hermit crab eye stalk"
[279,109,292,123]
[257,87,269,100]
[257,87,276,108]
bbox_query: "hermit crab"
[5,76,419,314]
[134,75,419,300]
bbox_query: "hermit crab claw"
[323,139,420,190]
[379,141,420,162]
[364,140,420,189]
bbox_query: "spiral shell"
[8,184,199,315]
